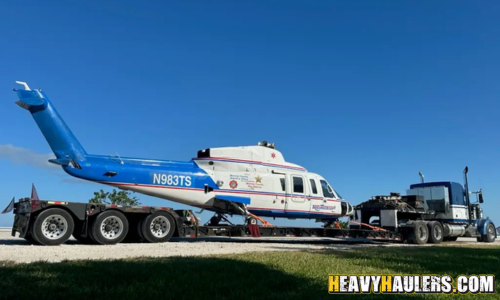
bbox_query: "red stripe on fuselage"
[193,157,306,170]
[103,182,341,202]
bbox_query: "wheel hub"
[150,215,170,238]
[41,214,67,240]
[100,216,124,239]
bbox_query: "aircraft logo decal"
[229,180,238,189]
[312,204,336,211]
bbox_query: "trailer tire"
[24,232,37,244]
[72,221,95,244]
[89,210,129,245]
[408,222,428,244]
[141,211,175,243]
[123,217,146,243]
[24,222,39,244]
[31,208,75,246]
[427,221,443,244]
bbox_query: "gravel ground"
[0,229,497,264]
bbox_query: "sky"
[0,0,499,229]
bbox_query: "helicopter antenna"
[112,152,124,164]
[418,171,425,183]
[15,81,31,90]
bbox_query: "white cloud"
[0,144,58,170]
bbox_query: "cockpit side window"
[309,179,318,194]
[320,180,335,198]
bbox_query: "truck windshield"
[320,180,335,198]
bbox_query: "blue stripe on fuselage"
[62,155,218,190]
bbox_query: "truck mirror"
[479,193,484,203]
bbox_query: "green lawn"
[0,245,499,300]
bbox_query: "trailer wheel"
[141,211,175,243]
[89,210,129,245]
[427,221,443,244]
[31,208,75,246]
[408,222,428,244]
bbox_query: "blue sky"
[1,0,499,228]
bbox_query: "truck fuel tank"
[443,223,466,237]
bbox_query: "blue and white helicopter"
[12,81,353,227]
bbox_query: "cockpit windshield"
[320,180,338,199]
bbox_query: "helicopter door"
[286,175,309,213]
[273,174,287,212]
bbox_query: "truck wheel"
[89,210,129,245]
[482,223,496,243]
[31,208,74,246]
[408,222,429,244]
[141,211,175,243]
[427,221,443,244]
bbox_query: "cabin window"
[320,180,335,198]
[280,178,285,191]
[310,179,318,194]
[293,176,304,194]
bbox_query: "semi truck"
[4,167,496,246]
[350,167,497,244]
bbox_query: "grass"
[0,245,499,300]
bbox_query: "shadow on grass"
[0,246,498,300]
[317,246,500,277]
[0,256,321,300]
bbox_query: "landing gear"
[323,219,341,229]
[246,216,258,225]
[245,213,273,227]
[206,213,234,226]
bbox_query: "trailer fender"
[478,219,496,237]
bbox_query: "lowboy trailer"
[10,196,402,246]
[7,167,496,246]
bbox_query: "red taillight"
[31,200,41,211]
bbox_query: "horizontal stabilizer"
[215,195,251,205]
[48,158,71,165]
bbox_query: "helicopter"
[11,81,353,227]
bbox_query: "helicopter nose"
[341,201,354,216]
